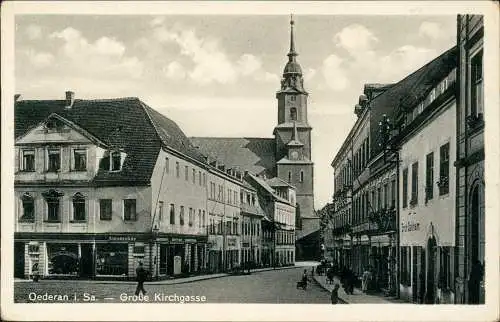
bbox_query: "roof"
[246,173,290,204]
[266,177,294,188]
[190,137,276,176]
[15,97,205,185]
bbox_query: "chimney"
[14,94,22,102]
[65,91,75,109]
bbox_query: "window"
[188,207,193,226]
[198,171,202,185]
[429,88,436,102]
[227,188,231,204]
[165,157,169,173]
[440,78,448,94]
[111,151,121,171]
[203,173,206,186]
[180,206,185,225]
[21,150,35,172]
[123,199,136,221]
[439,143,450,195]
[158,201,164,221]
[202,211,205,229]
[170,204,175,224]
[383,183,388,209]
[192,169,196,184]
[439,247,453,290]
[377,187,381,211]
[184,166,188,181]
[47,149,60,172]
[426,152,434,202]
[402,168,408,208]
[290,107,297,121]
[400,246,411,286]
[234,191,238,205]
[21,193,35,221]
[391,179,396,208]
[288,171,292,183]
[218,185,223,201]
[290,95,296,101]
[411,162,419,205]
[72,193,86,221]
[210,182,215,199]
[233,219,238,235]
[198,210,202,228]
[176,162,180,178]
[300,170,304,182]
[46,195,60,221]
[100,199,112,220]
[73,149,87,171]
[471,51,483,117]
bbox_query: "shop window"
[471,51,483,117]
[99,199,112,220]
[73,149,87,171]
[438,143,450,195]
[180,206,185,225]
[133,245,145,254]
[402,168,408,208]
[410,162,419,206]
[123,199,137,221]
[425,152,434,202]
[47,243,79,275]
[21,192,35,221]
[47,148,60,172]
[72,193,86,221]
[21,150,35,172]
[96,243,128,276]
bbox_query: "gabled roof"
[190,137,276,176]
[15,97,205,185]
[266,177,295,189]
[246,173,290,204]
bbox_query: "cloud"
[48,27,143,79]
[418,22,445,40]
[334,24,378,54]
[322,54,349,91]
[378,45,437,82]
[150,22,276,85]
[163,61,186,80]
[23,50,54,69]
[25,24,42,40]
[304,68,317,82]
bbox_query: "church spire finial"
[288,14,297,59]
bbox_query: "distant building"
[192,17,319,261]
[455,14,484,304]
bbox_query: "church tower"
[274,16,316,250]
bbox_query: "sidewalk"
[15,265,299,285]
[313,274,406,304]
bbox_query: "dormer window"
[111,151,121,171]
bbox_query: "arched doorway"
[468,183,485,304]
[425,236,437,304]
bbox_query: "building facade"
[454,14,485,304]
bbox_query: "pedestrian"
[468,259,484,304]
[311,266,315,277]
[135,261,148,296]
[32,263,40,282]
[331,284,340,304]
[362,267,370,293]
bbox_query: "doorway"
[425,237,437,303]
[14,242,25,278]
[80,244,94,278]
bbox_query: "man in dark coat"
[135,261,148,296]
[331,284,340,304]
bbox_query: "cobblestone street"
[15,267,332,304]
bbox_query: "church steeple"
[288,14,297,59]
[280,15,305,93]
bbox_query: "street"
[14,267,331,304]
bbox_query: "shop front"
[208,235,223,273]
[225,236,240,270]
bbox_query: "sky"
[15,14,457,209]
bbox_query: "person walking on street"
[135,261,148,296]
[331,284,340,304]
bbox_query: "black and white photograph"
[1,1,499,321]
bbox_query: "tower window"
[300,170,304,182]
[290,108,297,121]
[288,171,292,183]
[290,96,296,101]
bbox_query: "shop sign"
[108,236,136,242]
[227,237,237,247]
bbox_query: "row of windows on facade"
[276,230,295,245]
[166,157,207,187]
[400,245,454,290]
[209,182,245,206]
[287,170,305,183]
[208,215,240,235]
[19,148,123,173]
[334,137,370,192]
[402,142,450,209]
[20,193,207,228]
[242,221,261,236]
[351,178,396,226]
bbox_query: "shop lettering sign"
[227,238,237,247]
[108,236,136,242]
[401,211,421,233]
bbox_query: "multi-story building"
[206,164,243,273]
[394,47,458,303]
[14,94,209,280]
[240,182,263,268]
[455,14,485,304]
[245,173,296,266]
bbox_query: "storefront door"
[80,244,94,278]
[14,242,25,278]
[159,245,167,275]
[425,237,437,303]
